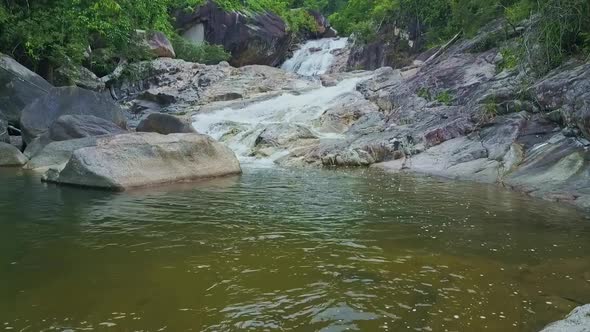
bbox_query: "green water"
[0,167,589,331]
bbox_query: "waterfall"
[193,37,361,166]
[193,77,366,165]
[281,38,348,76]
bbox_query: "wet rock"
[175,0,290,67]
[136,113,197,135]
[540,304,590,332]
[43,133,241,191]
[20,86,127,144]
[0,53,53,125]
[0,142,28,166]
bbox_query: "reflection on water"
[0,167,589,331]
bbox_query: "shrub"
[172,37,231,64]
[435,90,453,105]
[524,0,590,74]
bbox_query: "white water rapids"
[281,37,348,76]
[193,38,359,165]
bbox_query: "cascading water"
[281,38,348,76]
[193,37,361,165]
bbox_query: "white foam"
[281,38,348,76]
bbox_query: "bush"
[435,90,453,105]
[524,0,590,74]
[172,37,231,64]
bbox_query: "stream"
[0,167,589,331]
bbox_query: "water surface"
[1,167,589,331]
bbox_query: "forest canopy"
[0,0,588,78]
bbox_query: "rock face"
[540,304,590,332]
[20,86,127,144]
[43,133,241,190]
[175,0,291,67]
[0,142,28,166]
[532,62,590,139]
[345,23,422,70]
[136,113,196,134]
[0,53,53,125]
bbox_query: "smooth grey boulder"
[43,133,241,190]
[23,115,127,160]
[24,136,99,171]
[48,115,127,141]
[540,304,590,332]
[20,86,127,144]
[0,53,53,125]
[0,142,28,166]
[136,113,196,135]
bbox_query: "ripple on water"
[0,168,589,331]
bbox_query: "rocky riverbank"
[4,21,588,208]
[0,53,242,190]
[95,22,589,210]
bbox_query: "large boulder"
[306,10,337,38]
[24,136,99,171]
[54,62,105,91]
[20,86,127,144]
[24,115,127,164]
[0,53,53,125]
[136,113,196,134]
[175,0,291,67]
[136,30,176,58]
[43,133,241,190]
[540,304,590,332]
[48,115,127,141]
[0,142,28,166]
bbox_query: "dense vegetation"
[0,0,588,80]
[0,0,230,78]
[328,0,590,74]
[0,0,320,78]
